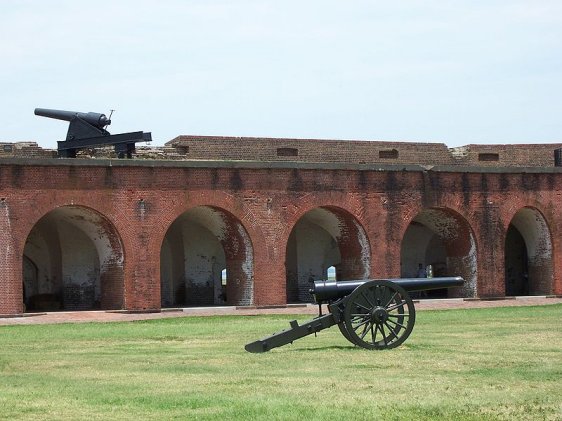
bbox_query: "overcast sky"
[2,1,561,149]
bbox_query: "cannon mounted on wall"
[34,108,151,158]
[245,277,464,352]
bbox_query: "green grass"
[0,305,561,420]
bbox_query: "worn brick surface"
[1,136,562,315]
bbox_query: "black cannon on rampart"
[34,108,151,158]
[245,277,464,352]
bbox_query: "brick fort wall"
[1,137,562,315]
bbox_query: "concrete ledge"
[464,295,562,301]
[21,312,48,318]
[0,313,24,318]
[464,297,517,301]
[105,309,161,314]
[3,156,562,174]
[236,304,310,310]
[183,306,237,313]
[1,312,47,318]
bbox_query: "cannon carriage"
[245,277,464,353]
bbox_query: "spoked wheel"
[343,280,416,349]
[337,321,355,344]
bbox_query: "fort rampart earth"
[1,136,561,315]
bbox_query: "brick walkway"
[1,296,560,326]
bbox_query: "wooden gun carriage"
[245,277,464,352]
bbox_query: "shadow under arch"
[400,207,476,298]
[22,205,124,311]
[285,206,370,303]
[505,207,553,296]
[160,206,254,307]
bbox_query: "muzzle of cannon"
[34,108,111,130]
[34,107,151,158]
[245,277,464,353]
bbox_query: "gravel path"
[1,296,560,326]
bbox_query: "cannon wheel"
[343,280,416,350]
[337,320,356,344]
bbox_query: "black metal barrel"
[34,108,111,129]
[312,277,464,303]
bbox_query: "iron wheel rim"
[343,280,416,349]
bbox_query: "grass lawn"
[0,304,561,420]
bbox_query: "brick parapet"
[2,136,562,167]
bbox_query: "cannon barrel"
[312,277,464,303]
[246,276,465,352]
[34,108,111,129]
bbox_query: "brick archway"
[400,207,477,298]
[160,205,254,307]
[505,207,553,296]
[285,206,370,303]
[23,206,124,311]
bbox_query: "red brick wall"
[451,144,562,167]
[4,137,562,167]
[1,158,561,315]
[166,136,456,166]
[166,136,562,168]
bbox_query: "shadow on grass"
[290,345,356,352]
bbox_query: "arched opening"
[326,265,337,281]
[160,206,253,307]
[286,207,370,303]
[22,206,124,311]
[505,208,552,296]
[22,256,38,311]
[400,208,476,298]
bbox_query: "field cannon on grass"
[245,277,464,353]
